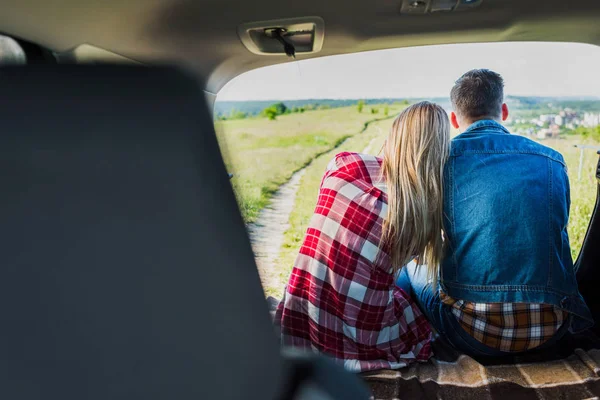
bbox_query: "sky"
[217,42,600,101]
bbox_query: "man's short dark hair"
[450,69,504,121]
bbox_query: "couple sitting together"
[274,69,596,372]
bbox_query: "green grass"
[542,136,598,260]
[215,105,402,222]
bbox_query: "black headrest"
[0,65,282,399]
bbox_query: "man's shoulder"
[522,138,565,164]
[450,132,565,165]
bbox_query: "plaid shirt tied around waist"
[440,291,568,353]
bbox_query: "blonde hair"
[382,101,450,280]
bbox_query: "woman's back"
[275,151,432,372]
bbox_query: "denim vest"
[441,120,593,332]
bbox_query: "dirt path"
[247,168,306,292]
[362,127,383,155]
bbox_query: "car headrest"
[0,65,283,399]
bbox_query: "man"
[397,69,593,357]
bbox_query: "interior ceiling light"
[238,17,324,57]
[400,0,483,14]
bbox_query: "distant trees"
[393,99,410,107]
[261,102,288,120]
[273,102,288,115]
[216,99,413,121]
[216,108,249,121]
[262,106,279,120]
[229,109,248,120]
[357,100,365,113]
[259,102,319,120]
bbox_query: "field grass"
[543,136,599,261]
[214,105,402,222]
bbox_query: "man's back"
[441,119,592,331]
[400,69,592,357]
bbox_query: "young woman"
[274,102,450,372]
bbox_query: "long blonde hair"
[382,101,450,280]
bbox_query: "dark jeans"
[396,263,571,358]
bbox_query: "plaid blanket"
[267,297,600,399]
[362,331,600,399]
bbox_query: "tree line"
[215,99,411,121]
[216,102,333,121]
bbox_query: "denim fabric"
[442,120,592,332]
[397,263,571,357]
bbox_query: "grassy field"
[216,107,600,296]
[545,136,598,261]
[215,105,403,222]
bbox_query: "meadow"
[214,105,403,222]
[215,107,600,296]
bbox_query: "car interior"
[0,0,600,398]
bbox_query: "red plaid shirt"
[275,152,432,372]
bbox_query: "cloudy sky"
[217,42,600,101]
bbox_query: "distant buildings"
[536,124,560,140]
[583,112,600,127]
[536,130,548,140]
[554,115,563,126]
[512,107,599,140]
[537,114,554,127]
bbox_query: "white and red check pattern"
[274,152,432,372]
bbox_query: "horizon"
[216,94,600,103]
[217,42,600,101]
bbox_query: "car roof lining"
[0,0,599,94]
